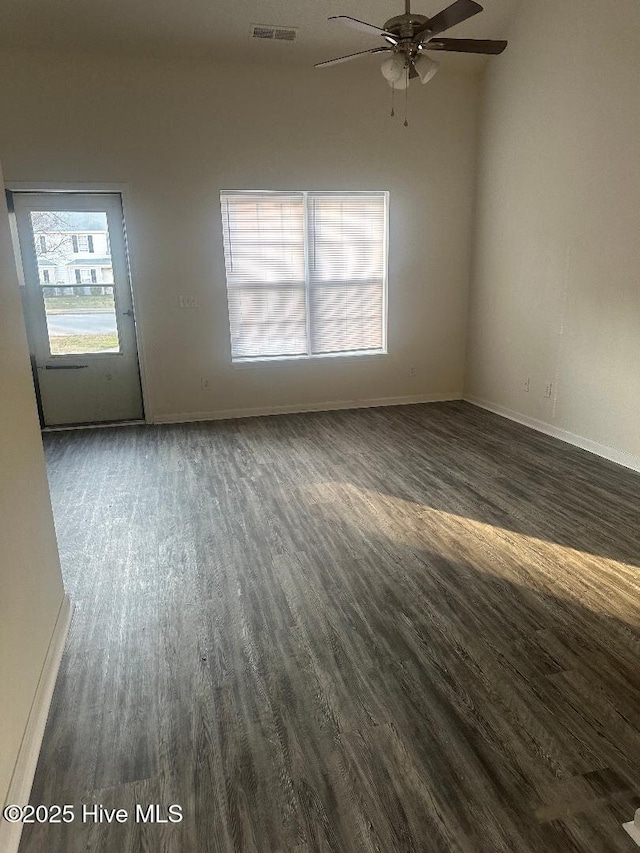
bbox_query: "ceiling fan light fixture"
[380,53,406,83]
[414,53,440,84]
[389,70,409,90]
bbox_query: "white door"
[13,192,144,426]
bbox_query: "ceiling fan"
[315,0,507,89]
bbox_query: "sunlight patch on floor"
[301,481,639,625]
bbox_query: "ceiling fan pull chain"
[404,68,409,127]
[390,84,395,117]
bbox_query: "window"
[72,234,93,252]
[220,191,388,361]
[42,269,50,283]
[74,268,98,284]
[39,235,47,253]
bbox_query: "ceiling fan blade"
[315,47,392,68]
[328,16,398,43]
[416,0,483,40]
[425,37,507,54]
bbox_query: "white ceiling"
[0,0,522,71]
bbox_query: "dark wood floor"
[20,401,640,852]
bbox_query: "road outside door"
[13,192,144,426]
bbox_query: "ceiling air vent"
[274,28,297,41]
[250,24,298,42]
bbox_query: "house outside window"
[33,212,113,289]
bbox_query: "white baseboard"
[0,594,73,853]
[154,392,463,425]
[465,395,640,475]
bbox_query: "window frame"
[221,190,389,366]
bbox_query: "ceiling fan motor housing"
[384,13,430,41]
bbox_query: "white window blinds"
[220,191,388,361]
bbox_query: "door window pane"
[42,286,120,355]
[30,210,120,356]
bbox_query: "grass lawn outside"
[44,294,114,312]
[50,333,119,355]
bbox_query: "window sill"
[232,350,388,369]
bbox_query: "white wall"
[0,158,65,810]
[466,0,640,463]
[0,50,481,421]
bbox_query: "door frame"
[5,181,152,424]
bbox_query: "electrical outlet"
[179,295,198,309]
[409,366,417,378]
[523,377,530,393]
[544,381,553,399]
[201,377,211,390]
